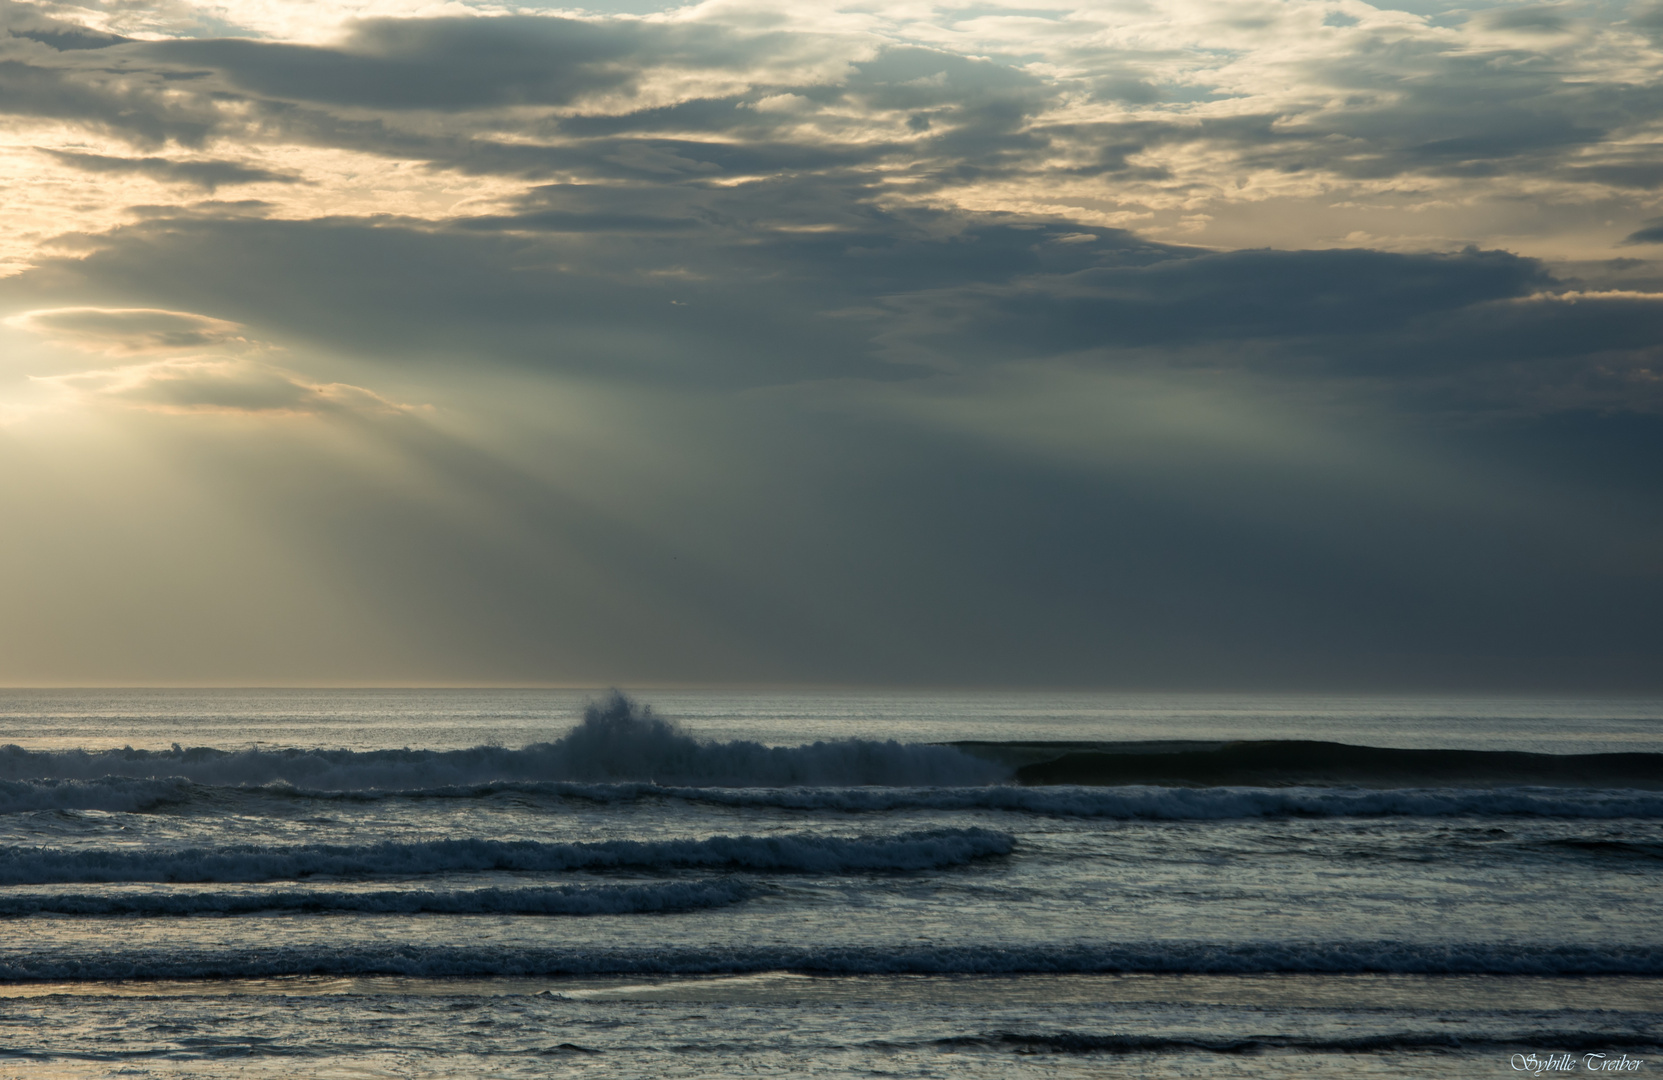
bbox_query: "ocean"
[0,688,1658,1077]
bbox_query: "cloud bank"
[0,0,1657,686]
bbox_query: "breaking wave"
[0,693,1003,790]
[3,941,1659,981]
[0,696,1653,812]
[0,827,1013,884]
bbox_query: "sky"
[0,0,1659,688]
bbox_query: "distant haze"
[0,0,1659,688]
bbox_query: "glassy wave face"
[0,690,1659,1077]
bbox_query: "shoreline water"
[0,689,1654,1076]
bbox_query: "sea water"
[0,688,1657,1078]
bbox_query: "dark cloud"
[13,200,1658,417]
[39,149,303,191]
[149,17,644,110]
[874,245,1663,411]
[6,213,902,384]
[2,4,1660,686]
[0,6,1649,200]
[1636,2,1663,26]
[1481,7,1573,33]
[1027,32,1663,189]
[920,246,1547,345]
[8,25,129,50]
[6,305,246,353]
[0,60,210,146]
[1570,161,1663,189]
[1622,218,1663,244]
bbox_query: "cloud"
[1480,7,1574,34]
[148,17,645,111]
[1622,218,1663,244]
[0,0,1660,685]
[12,200,1660,412]
[0,39,217,148]
[37,356,410,416]
[3,0,1659,253]
[37,150,305,191]
[884,246,1551,352]
[7,24,129,51]
[5,307,248,354]
[14,202,1658,424]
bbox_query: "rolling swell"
[1005,740,1663,789]
[0,777,196,814]
[933,1032,1663,1055]
[10,778,1657,819]
[0,828,1014,884]
[2,942,1659,981]
[0,881,750,917]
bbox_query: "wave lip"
[0,827,1014,884]
[2,941,1660,981]
[0,881,750,917]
